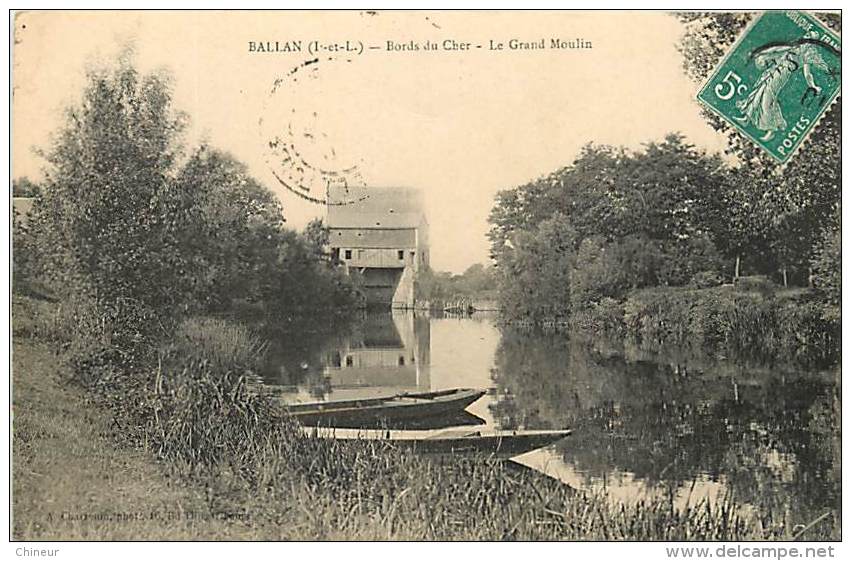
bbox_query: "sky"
[12,10,729,273]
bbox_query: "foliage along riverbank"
[486,134,839,369]
[487,13,841,366]
[569,284,838,369]
[11,334,244,540]
[486,134,839,366]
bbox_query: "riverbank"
[11,294,839,540]
[505,284,839,368]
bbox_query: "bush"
[690,270,724,289]
[146,354,287,469]
[733,275,776,297]
[574,296,625,333]
[568,234,724,313]
[620,287,837,367]
[622,288,695,343]
[12,295,58,342]
[173,317,268,373]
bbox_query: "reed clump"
[174,316,269,372]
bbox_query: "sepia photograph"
[8,7,842,548]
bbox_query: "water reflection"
[326,313,431,398]
[258,312,840,526]
[493,330,839,527]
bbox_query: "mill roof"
[327,186,426,230]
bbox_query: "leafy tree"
[454,263,496,295]
[711,173,770,279]
[169,146,286,311]
[495,212,576,322]
[570,234,668,310]
[302,217,333,264]
[28,53,187,318]
[260,229,358,321]
[569,236,621,311]
[413,266,450,304]
[20,53,357,334]
[658,234,723,287]
[488,182,556,263]
[488,136,730,323]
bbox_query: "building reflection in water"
[269,311,499,429]
[322,312,431,401]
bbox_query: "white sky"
[12,10,729,273]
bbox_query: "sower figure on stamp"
[735,31,832,141]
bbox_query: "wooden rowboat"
[304,427,572,457]
[284,388,486,427]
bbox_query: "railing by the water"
[397,297,498,315]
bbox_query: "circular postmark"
[259,56,369,206]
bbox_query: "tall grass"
[173,317,269,372]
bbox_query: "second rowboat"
[303,426,572,457]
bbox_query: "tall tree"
[19,51,358,332]
[171,146,286,310]
[302,217,333,264]
[30,52,188,314]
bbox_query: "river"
[257,311,840,523]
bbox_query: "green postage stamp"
[697,10,841,164]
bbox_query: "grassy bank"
[11,338,248,539]
[11,295,839,540]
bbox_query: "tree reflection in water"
[491,329,839,525]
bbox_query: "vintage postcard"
[9,9,841,549]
